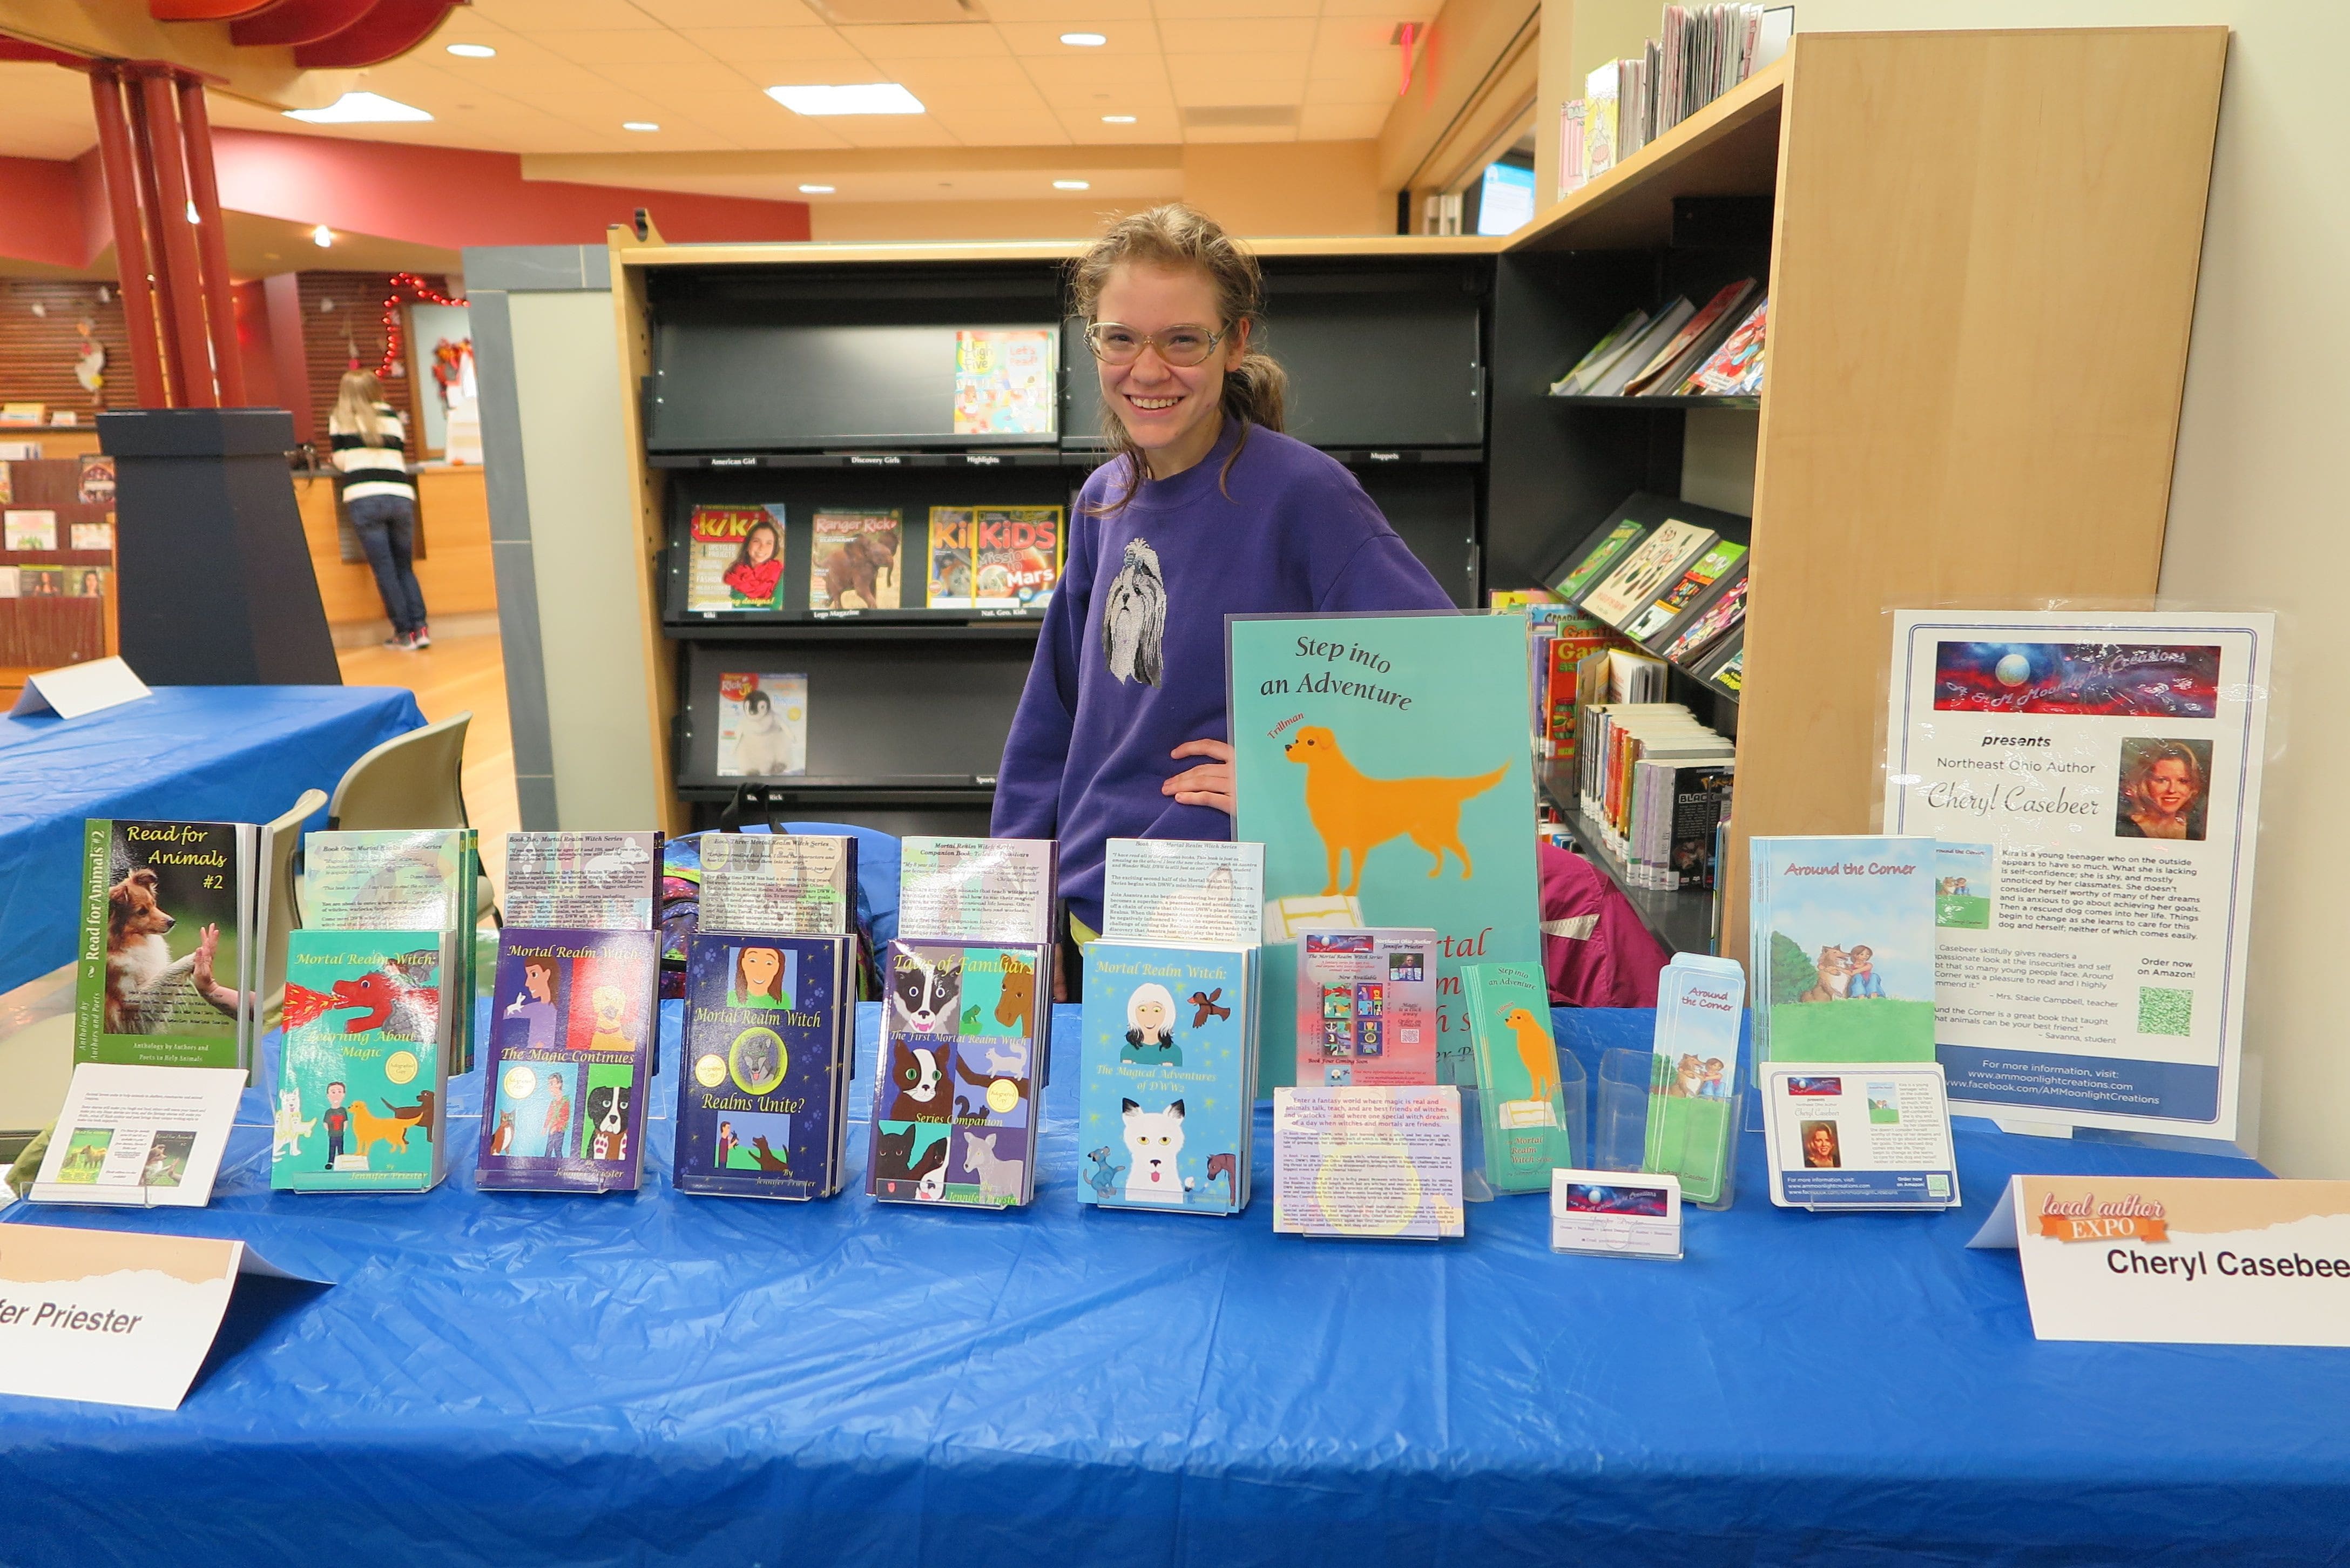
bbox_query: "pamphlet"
[897,836,1056,945]
[1642,952,1743,1202]
[1100,838,1264,946]
[697,832,855,936]
[1748,835,1936,1065]
[28,1063,246,1206]
[1295,929,1439,1089]
[1882,610,2273,1141]
[1272,1085,1464,1239]
[501,833,659,930]
[1550,1168,1682,1259]
[1761,1062,1957,1211]
[683,504,786,613]
[715,671,808,779]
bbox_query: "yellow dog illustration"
[1284,725,1509,896]
[1501,1005,1559,1104]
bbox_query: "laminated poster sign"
[1232,612,1542,1092]
[1882,611,2272,1140]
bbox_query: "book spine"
[73,817,108,1062]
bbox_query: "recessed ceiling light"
[284,91,434,124]
[312,225,334,247]
[798,184,835,194]
[623,121,660,132]
[445,42,496,58]
[1101,114,1136,124]
[1054,179,1090,190]
[1060,31,1106,46]
[766,82,925,117]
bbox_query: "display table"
[2,1005,2340,1568]
[0,685,426,993]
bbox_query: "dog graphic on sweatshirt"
[1283,725,1509,896]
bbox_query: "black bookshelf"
[1547,394,1760,409]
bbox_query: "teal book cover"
[272,929,449,1192]
[1077,942,1252,1215]
[1461,963,1573,1192]
[1231,612,1542,1092]
[1749,835,1937,1065]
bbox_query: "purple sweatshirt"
[991,417,1455,931]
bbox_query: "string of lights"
[374,272,468,377]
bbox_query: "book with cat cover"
[673,932,854,1201]
[1580,519,1719,629]
[1625,539,1747,644]
[502,833,659,930]
[683,504,786,614]
[271,929,455,1193]
[927,506,974,609]
[972,506,1061,612]
[74,818,259,1073]
[697,832,856,936]
[475,928,660,1193]
[808,509,902,612]
[1748,836,1937,1068]
[1077,941,1257,1216]
[1295,928,1441,1090]
[866,937,1049,1209]
[1461,962,1574,1193]
[1550,519,1647,602]
[300,829,478,1072]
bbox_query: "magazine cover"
[927,506,974,609]
[503,832,659,929]
[866,938,1049,1209]
[272,930,451,1193]
[1462,962,1574,1192]
[1750,836,1937,1065]
[972,506,1061,611]
[952,328,1056,436]
[673,933,852,1200]
[716,671,808,778]
[684,504,786,614]
[1078,942,1254,1215]
[77,452,115,505]
[476,928,660,1192]
[72,819,255,1072]
[808,509,902,611]
[5,509,57,550]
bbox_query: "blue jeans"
[347,493,428,636]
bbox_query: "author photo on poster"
[2115,737,2210,841]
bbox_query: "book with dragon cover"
[866,938,1049,1210]
[271,930,455,1193]
[300,829,478,1072]
[673,932,853,1201]
[1077,942,1257,1216]
[475,928,660,1193]
[73,818,259,1074]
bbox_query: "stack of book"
[1577,700,1736,891]
[1544,502,1751,683]
[1549,280,1766,401]
[1577,4,1792,184]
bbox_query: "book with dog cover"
[502,833,659,930]
[1580,519,1719,630]
[300,829,479,1073]
[271,929,456,1193]
[808,508,902,612]
[74,819,259,1074]
[475,927,660,1193]
[1295,929,1440,1091]
[866,937,1050,1210]
[972,506,1061,611]
[927,506,975,609]
[1462,963,1574,1194]
[684,504,787,615]
[1078,941,1257,1215]
[673,932,854,1201]
[697,832,856,937]
[1748,836,1937,1069]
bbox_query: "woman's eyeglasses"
[1085,322,1228,367]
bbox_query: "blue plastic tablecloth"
[0,685,426,993]
[2,1005,2343,1568]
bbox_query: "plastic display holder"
[1593,1047,1739,1211]
[1595,1047,1652,1173]
[1460,1050,1587,1204]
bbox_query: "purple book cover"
[475,928,659,1193]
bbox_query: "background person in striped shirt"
[330,369,431,650]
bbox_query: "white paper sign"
[1273,1085,1463,1239]
[9,655,153,720]
[1551,1168,1683,1258]
[0,1225,328,1409]
[1969,1174,2350,1346]
[29,1065,247,1208]
[1102,839,1265,946]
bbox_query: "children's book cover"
[1231,612,1542,1092]
[715,671,809,779]
[1750,836,1936,1065]
[1078,943,1252,1215]
[1581,519,1718,629]
[476,928,660,1192]
[867,938,1048,1209]
[674,933,850,1200]
[952,328,1056,436]
[1461,962,1573,1192]
[502,833,659,930]
[300,829,476,1071]
[684,504,786,613]
[1552,519,1645,600]
[73,819,254,1072]
[1625,539,1746,643]
[972,506,1061,611]
[272,930,450,1192]
[927,506,974,608]
[808,509,902,611]
[1295,929,1439,1089]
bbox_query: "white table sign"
[8,655,153,720]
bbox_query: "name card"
[0,1225,329,1409]
[1551,1168,1683,1259]
[9,655,152,720]
[1970,1174,2350,1346]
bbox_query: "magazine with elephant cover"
[972,506,1061,612]
[271,929,456,1193]
[696,832,856,936]
[1748,836,1937,1067]
[73,818,259,1073]
[501,833,660,930]
[1077,941,1258,1215]
[807,508,902,612]
[673,932,853,1201]
[475,927,660,1193]
[299,829,478,1072]
[866,938,1049,1209]
[1461,962,1573,1193]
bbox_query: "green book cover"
[302,828,478,1072]
[74,818,253,1071]
[1553,519,1646,600]
[1462,962,1574,1192]
[272,929,451,1192]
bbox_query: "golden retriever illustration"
[348,1097,428,1159]
[1284,725,1509,896]
[1798,946,1855,1003]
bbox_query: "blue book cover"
[1077,942,1253,1215]
[866,938,1049,1209]
[475,928,660,1193]
[1748,836,1937,1065]
[672,932,852,1200]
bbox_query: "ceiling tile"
[1315,0,1433,14]
[997,21,1162,55]
[678,25,868,59]
[539,28,725,63]
[1014,54,1167,95]
[875,60,1047,102]
[1158,16,1314,49]
[1312,15,1407,49]
[1153,0,1318,15]
[471,0,666,30]
[926,107,1072,147]
[1052,106,1181,142]
[1165,55,1308,97]
[822,114,970,147]
[1182,121,1297,143]
[982,0,1154,17]
[1305,57,1395,101]
[1298,101,1385,139]
[838,23,1011,57]
[630,0,827,23]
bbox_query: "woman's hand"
[1163,739,1236,816]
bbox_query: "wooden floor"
[336,630,520,895]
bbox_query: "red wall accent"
[231,278,282,410]
[0,154,98,268]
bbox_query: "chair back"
[258,787,330,1029]
[329,711,472,831]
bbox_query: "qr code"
[2138,986,2193,1037]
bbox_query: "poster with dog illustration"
[73,818,258,1073]
[1231,612,1542,1093]
[673,932,854,1201]
[271,930,453,1192]
[475,928,659,1193]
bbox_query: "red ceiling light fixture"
[375,271,467,378]
[1392,22,1422,96]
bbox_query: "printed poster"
[1231,612,1542,1092]
[1883,611,2272,1140]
